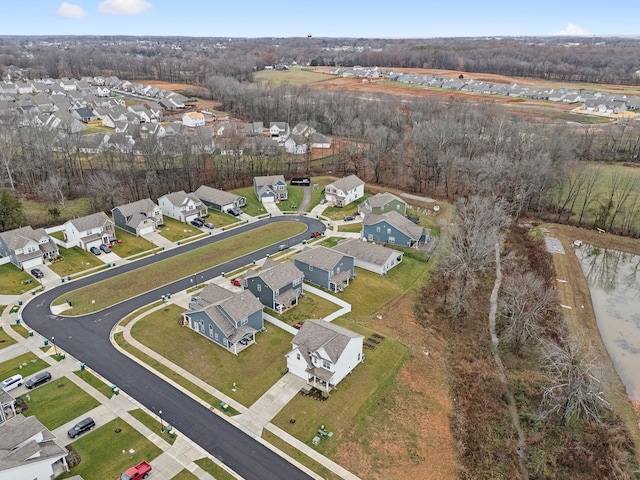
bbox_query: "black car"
[25,371,51,389]
[30,268,44,279]
[228,207,242,216]
[343,215,356,221]
[203,222,214,229]
[191,218,204,227]
[99,243,112,253]
[68,417,96,438]
[89,246,101,255]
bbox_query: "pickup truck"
[117,461,152,480]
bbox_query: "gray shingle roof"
[328,174,364,193]
[292,319,363,364]
[193,283,263,321]
[114,198,158,217]
[194,185,242,206]
[68,212,111,233]
[364,210,426,241]
[254,175,286,188]
[162,190,201,208]
[364,192,405,209]
[245,261,303,291]
[332,238,402,267]
[0,226,49,251]
[293,246,353,271]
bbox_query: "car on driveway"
[190,218,204,228]
[203,222,214,229]
[68,417,96,439]
[227,207,242,216]
[231,278,242,287]
[25,371,51,389]
[100,244,112,253]
[319,199,327,205]
[30,268,44,278]
[343,215,355,221]
[89,246,101,255]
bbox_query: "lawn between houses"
[0,263,40,295]
[48,246,103,277]
[53,222,306,315]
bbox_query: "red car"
[310,231,322,238]
[230,278,242,287]
[294,322,304,329]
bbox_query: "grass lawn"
[307,176,336,211]
[0,263,40,295]
[317,237,341,248]
[120,301,164,327]
[271,292,339,326]
[49,230,65,241]
[171,470,199,480]
[59,418,163,480]
[10,323,31,339]
[18,377,100,429]
[0,305,5,315]
[156,216,202,243]
[0,352,49,380]
[128,408,176,445]
[206,208,239,228]
[112,228,154,257]
[194,458,237,480]
[0,326,17,349]
[322,194,371,221]
[278,186,305,212]
[21,197,92,227]
[74,369,114,399]
[48,246,104,277]
[271,320,408,459]
[337,223,363,233]
[131,304,293,406]
[231,187,267,217]
[254,67,330,86]
[54,222,306,314]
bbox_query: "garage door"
[261,194,275,203]
[22,257,43,270]
[139,225,155,236]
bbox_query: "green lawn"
[120,301,164,327]
[21,197,92,227]
[271,292,340,326]
[19,377,100,429]
[0,326,17,349]
[254,67,330,86]
[171,470,199,480]
[307,176,336,211]
[0,352,49,380]
[48,246,104,277]
[322,194,371,221]
[59,419,163,480]
[156,216,202,243]
[128,408,176,445]
[74,369,115,399]
[131,304,293,406]
[55,222,306,314]
[317,237,341,248]
[206,208,239,228]
[231,186,267,216]
[10,323,31,339]
[49,230,65,241]
[194,458,238,480]
[0,263,40,294]
[337,223,363,233]
[278,186,305,212]
[112,228,154,257]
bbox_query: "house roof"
[68,212,111,233]
[194,185,242,206]
[254,175,286,188]
[328,174,363,192]
[332,238,402,267]
[364,192,405,209]
[0,414,67,473]
[363,210,426,241]
[0,226,49,251]
[161,190,201,208]
[114,198,158,217]
[293,246,353,272]
[245,261,303,291]
[193,283,263,321]
[292,319,363,364]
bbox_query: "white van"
[1,374,23,392]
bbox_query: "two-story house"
[362,211,429,247]
[62,212,116,251]
[0,226,59,269]
[158,191,207,224]
[285,319,364,392]
[269,122,290,139]
[244,259,304,313]
[253,175,288,203]
[183,283,264,354]
[324,175,364,207]
[332,238,404,275]
[194,185,246,212]
[182,112,205,127]
[358,192,407,217]
[293,246,355,292]
[111,198,163,237]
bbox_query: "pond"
[575,244,640,402]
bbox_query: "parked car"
[25,371,51,389]
[227,207,242,216]
[1,374,23,392]
[100,243,112,253]
[319,199,327,205]
[230,278,242,287]
[30,268,44,278]
[89,246,101,255]
[294,322,305,329]
[68,417,96,438]
[203,222,214,229]
[278,244,289,251]
[343,215,356,222]
[310,231,322,238]
[190,218,204,227]
[116,461,152,480]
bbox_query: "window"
[257,284,261,292]
[209,324,213,338]
[376,226,381,232]
[322,359,331,369]
[241,318,248,326]
[293,277,301,287]
[296,353,301,360]
[388,236,395,244]
[215,333,219,341]
[309,265,313,272]
[387,228,392,234]
[358,353,361,361]
[274,289,279,297]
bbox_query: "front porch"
[328,270,351,293]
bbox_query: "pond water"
[575,244,640,402]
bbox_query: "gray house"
[0,226,59,270]
[332,238,403,275]
[359,192,407,217]
[183,283,264,354]
[111,198,163,237]
[362,211,429,247]
[253,175,288,203]
[293,246,355,292]
[244,259,304,313]
[194,185,246,212]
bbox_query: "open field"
[21,197,92,227]
[255,67,331,86]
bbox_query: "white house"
[285,319,364,392]
[324,175,365,207]
[284,134,308,155]
[62,212,116,251]
[182,112,205,127]
[269,122,290,138]
[331,238,403,275]
[158,191,207,223]
[0,414,69,480]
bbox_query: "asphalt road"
[22,215,325,480]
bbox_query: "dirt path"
[489,242,529,480]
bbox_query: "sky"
[3,0,639,38]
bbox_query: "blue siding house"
[362,211,429,247]
[293,246,355,292]
[244,259,304,313]
[183,283,264,354]
[253,175,288,203]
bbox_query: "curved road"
[22,215,325,480]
